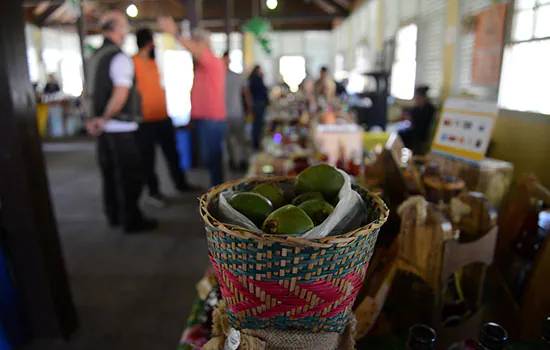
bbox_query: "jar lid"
[408,324,436,349]
[478,322,508,349]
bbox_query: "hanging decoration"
[243,17,272,55]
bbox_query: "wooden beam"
[35,4,62,25]
[326,0,349,14]
[331,0,350,8]
[312,0,339,14]
[225,0,233,50]
[23,0,63,4]
[33,1,51,16]
[0,0,77,340]
[185,0,203,29]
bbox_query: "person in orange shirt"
[134,28,193,207]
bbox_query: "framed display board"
[431,98,498,164]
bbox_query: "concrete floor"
[25,140,237,350]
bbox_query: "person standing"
[158,17,226,187]
[44,74,61,94]
[85,11,156,232]
[248,65,269,150]
[222,51,253,170]
[399,85,436,153]
[314,66,336,106]
[133,28,194,207]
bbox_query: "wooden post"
[186,0,203,30]
[225,0,234,52]
[0,0,77,340]
[77,1,87,82]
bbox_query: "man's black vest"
[85,39,140,121]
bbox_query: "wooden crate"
[427,153,513,209]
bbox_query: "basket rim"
[199,175,389,249]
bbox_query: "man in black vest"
[85,11,157,233]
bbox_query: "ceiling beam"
[326,0,349,14]
[35,3,62,25]
[23,0,63,5]
[331,0,350,8]
[127,13,339,26]
[311,0,338,15]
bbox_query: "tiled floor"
[24,140,237,350]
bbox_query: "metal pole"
[252,0,259,17]
[76,2,87,82]
[186,0,203,30]
[225,0,233,51]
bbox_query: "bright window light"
[498,40,550,114]
[229,49,244,74]
[126,4,138,18]
[391,24,417,100]
[279,56,306,93]
[498,2,550,113]
[164,50,193,126]
[266,0,278,10]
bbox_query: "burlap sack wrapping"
[204,301,357,350]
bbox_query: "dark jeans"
[195,119,226,187]
[97,132,144,228]
[252,102,266,150]
[136,118,188,195]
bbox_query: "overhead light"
[266,0,278,10]
[126,4,138,18]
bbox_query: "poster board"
[431,98,498,164]
[472,3,507,86]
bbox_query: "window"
[499,0,550,114]
[390,24,417,100]
[279,56,306,93]
[334,53,346,81]
[164,50,193,127]
[229,49,243,74]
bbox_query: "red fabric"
[191,49,226,121]
[211,256,366,319]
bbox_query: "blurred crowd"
[84,11,337,233]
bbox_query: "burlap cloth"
[203,301,357,350]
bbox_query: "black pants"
[252,102,266,150]
[136,118,187,195]
[98,132,144,227]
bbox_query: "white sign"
[431,98,498,164]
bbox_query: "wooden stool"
[424,176,466,204]
[354,192,498,349]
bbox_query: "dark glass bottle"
[505,198,545,300]
[477,322,508,350]
[407,324,436,350]
[542,316,550,348]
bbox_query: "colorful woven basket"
[199,176,389,334]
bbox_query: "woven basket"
[199,176,389,334]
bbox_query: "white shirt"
[104,53,139,133]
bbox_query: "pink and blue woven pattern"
[200,178,388,334]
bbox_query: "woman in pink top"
[158,16,227,186]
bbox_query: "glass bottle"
[335,142,347,171]
[542,316,550,349]
[407,324,436,350]
[477,322,508,350]
[504,198,545,300]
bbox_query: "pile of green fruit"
[228,164,345,235]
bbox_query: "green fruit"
[291,192,325,206]
[295,164,344,201]
[229,192,273,227]
[298,199,334,226]
[262,205,314,235]
[252,183,285,209]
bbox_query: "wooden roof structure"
[23,0,354,32]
